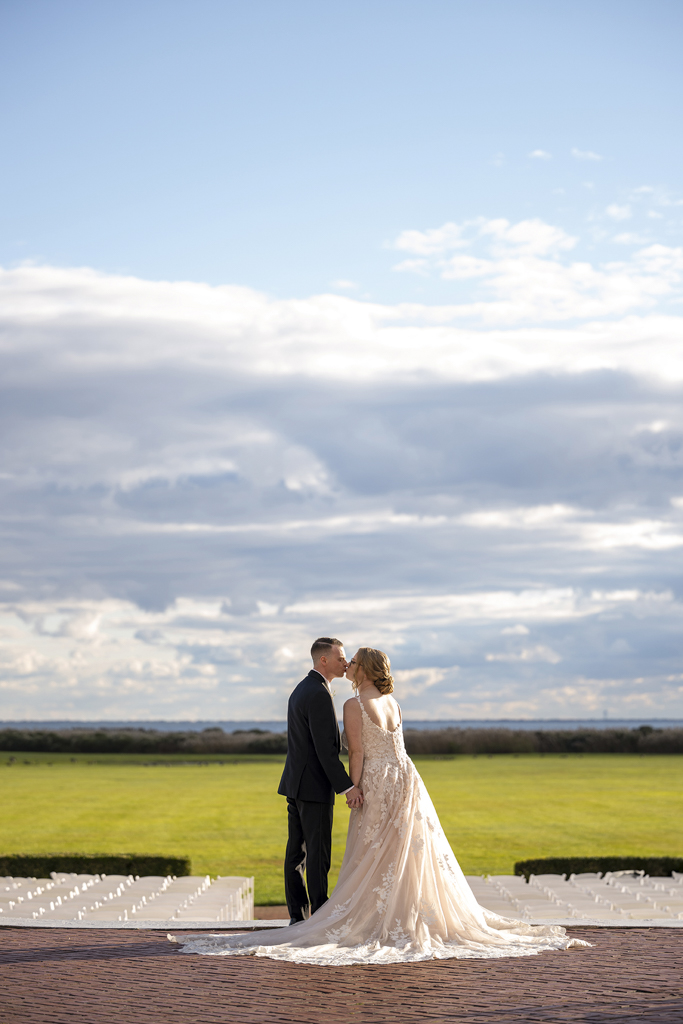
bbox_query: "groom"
[278,637,364,924]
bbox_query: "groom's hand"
[345,785,363,808]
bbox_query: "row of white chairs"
[0,873,254,923]
[465,872,683,922]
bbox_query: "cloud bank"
[2,214,683,721]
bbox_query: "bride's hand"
[345,785,363,808]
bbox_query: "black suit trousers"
[284,797,334,919]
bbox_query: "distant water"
[2,718,682,732]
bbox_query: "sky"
[1,0,683,722]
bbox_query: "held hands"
[346,785,363,809]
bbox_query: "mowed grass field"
[3,752,682,904]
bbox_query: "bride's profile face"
[346,651,362,686]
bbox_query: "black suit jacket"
[278,670,353,803]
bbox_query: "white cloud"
[2,231,683,721]
[576,521,683,552]
[395,217,576,258]
[571,148,603,161]
[2,586,678,718]
[606,204,632,221]
[486,645,562,664]
[482,217,577,255]
[628,186,683,212]
[459,504,577,529]
[394,221,468,255]
[393,667,451,696]
[32,503,683,556]
[285,587,672,625]
[529,149,552,160]
[3,252,683,392]
[331,279,359,290]
[613,233,648,245]
[59,612,102,640]
[458,503,683,552]
[392,218,683,327]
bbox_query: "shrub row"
[0,854,191,878]
[403,725,683,756]
[1,725,682,757]
[515,856,683,879]
[0,727,288,755]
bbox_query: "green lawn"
[2,752,681,904]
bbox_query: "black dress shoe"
[288,905,310,925]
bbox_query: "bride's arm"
[343,698,364,788]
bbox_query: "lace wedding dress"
[174,698,590,965]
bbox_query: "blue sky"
[1,1,683,721]
[2,0,681,297]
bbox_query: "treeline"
[1,724,683,756]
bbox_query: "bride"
[173,647,590,965]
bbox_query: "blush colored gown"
[174,697,590,965]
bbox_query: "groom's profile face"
[324,645,348,679]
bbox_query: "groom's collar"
[311,668,331,689]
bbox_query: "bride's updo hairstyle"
[355,647,394,695]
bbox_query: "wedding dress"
[174,697,590,965]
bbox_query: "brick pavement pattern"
[0,927,682,1024]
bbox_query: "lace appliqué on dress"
[410,834,425,856]
[325,921,354,943]
[388,919,410,945]
[373,862,396,915]
[419,898,438,927]
[328,897,352,921]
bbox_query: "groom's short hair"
[311,637,343,660]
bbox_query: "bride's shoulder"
[387,693,402,720]
[381,692,400,708]
[343,695,361,713]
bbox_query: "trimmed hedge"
[0,854,191,878]
[515,856,683,880]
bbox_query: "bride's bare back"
[351,687,402,732]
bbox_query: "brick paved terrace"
[1,926,682,1023]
